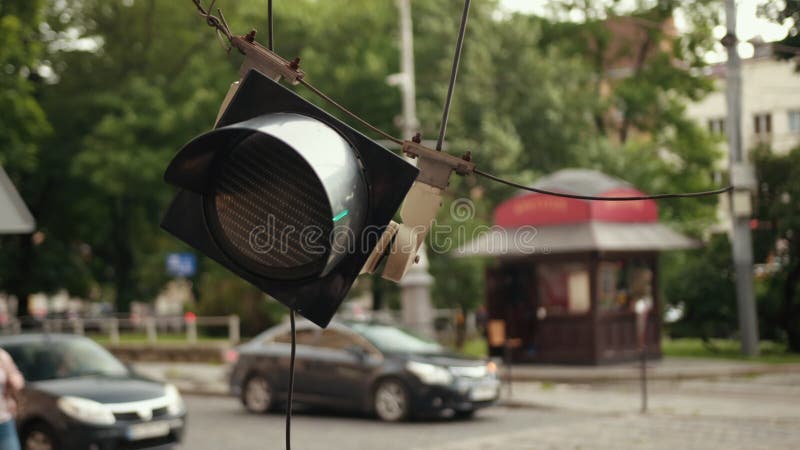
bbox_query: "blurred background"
[4,1,800,449]
[0,0,799,358]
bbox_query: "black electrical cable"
[298,78,405,145]
[436,0,471,151]
[268,0,274,51]
[286,311,295,450]
[474,168,733,201]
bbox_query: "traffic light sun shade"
[162,70,419,327]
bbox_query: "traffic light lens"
[207,132,333,279]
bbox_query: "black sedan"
[228,321,500,421]
[0,334,186,450]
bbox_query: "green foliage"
[0,0,724,324]
[662,338,800,363]
[195,262,285,338]
[664,235,738,340]
[752,145,800,351]
[760,0,800,68]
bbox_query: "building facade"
[686,43,800,157]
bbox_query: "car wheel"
[21,422,59,450]
[242,375,273,413]
[373,379,410,422]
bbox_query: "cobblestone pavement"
[157,363,800,449]
[422,413,800,450]
[502,373,800,420]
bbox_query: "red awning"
[457,169,698,257]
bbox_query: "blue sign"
[166,253,197,278]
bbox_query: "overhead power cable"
[474,168,733,201]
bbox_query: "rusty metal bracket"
[230,35,304,84]
[401,140,475,189]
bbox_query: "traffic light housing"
[162,69,419,327]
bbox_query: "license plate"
[470,382,499,401]
[127,421,171,441]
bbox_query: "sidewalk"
[503,357,800,383]
[134,356,800,400]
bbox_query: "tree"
[664,234,738,340]
[31,0,243,311]
[760,0,800,68]
[0,0,82,316]
[536,1,723,232]
[752,145,800,351]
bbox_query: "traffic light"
[162,69,419,327]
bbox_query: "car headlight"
[487,361,498,377]
[165,384,185,415]
[406,361,453,385]
[57,396,115,426]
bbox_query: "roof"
[455,222,699,258]
[494,169,659,227]
[0,165,35,234]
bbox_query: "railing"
[0,315,241,344]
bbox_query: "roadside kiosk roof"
[457,169,698,257]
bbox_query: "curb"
[505,363,800,384]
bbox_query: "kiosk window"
[537,263,590,315]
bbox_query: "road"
[176,372,800,450]
[177,396,578,450]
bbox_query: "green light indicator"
[333,209,349,223]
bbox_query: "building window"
[707,118,725,135]
[754,113,772,135]
[789,110,800,133]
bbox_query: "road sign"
[166,253,197,278]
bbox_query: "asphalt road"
[177,395,579,450]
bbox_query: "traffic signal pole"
[723,0,759,356]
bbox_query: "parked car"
[228,321,500,421]
[0,334,186,450]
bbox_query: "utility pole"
[723,0,759,356]
[389,0,435,338]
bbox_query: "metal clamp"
[401,140,475,189]
[230,36,304,84]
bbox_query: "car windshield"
[4,337,129,382]
[350,323,443,354]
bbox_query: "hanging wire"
[436,0,472,151]
[474,168,733,201]
[268,0,274,51]
[192,0,233,40]
[299,79,405,145]
[286,310,296,450]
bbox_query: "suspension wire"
[298,78,404,145]
[268,0,274,51]
[286,311,295,450]
[474,168,733,201]
[436,0,471,151]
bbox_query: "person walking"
[0,349,23,450]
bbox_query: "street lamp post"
[723,0,760,356]
[390,0,435,338]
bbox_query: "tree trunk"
[111,198,136,312]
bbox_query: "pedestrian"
[0,349,23,450]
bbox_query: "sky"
[499,0,793,61]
